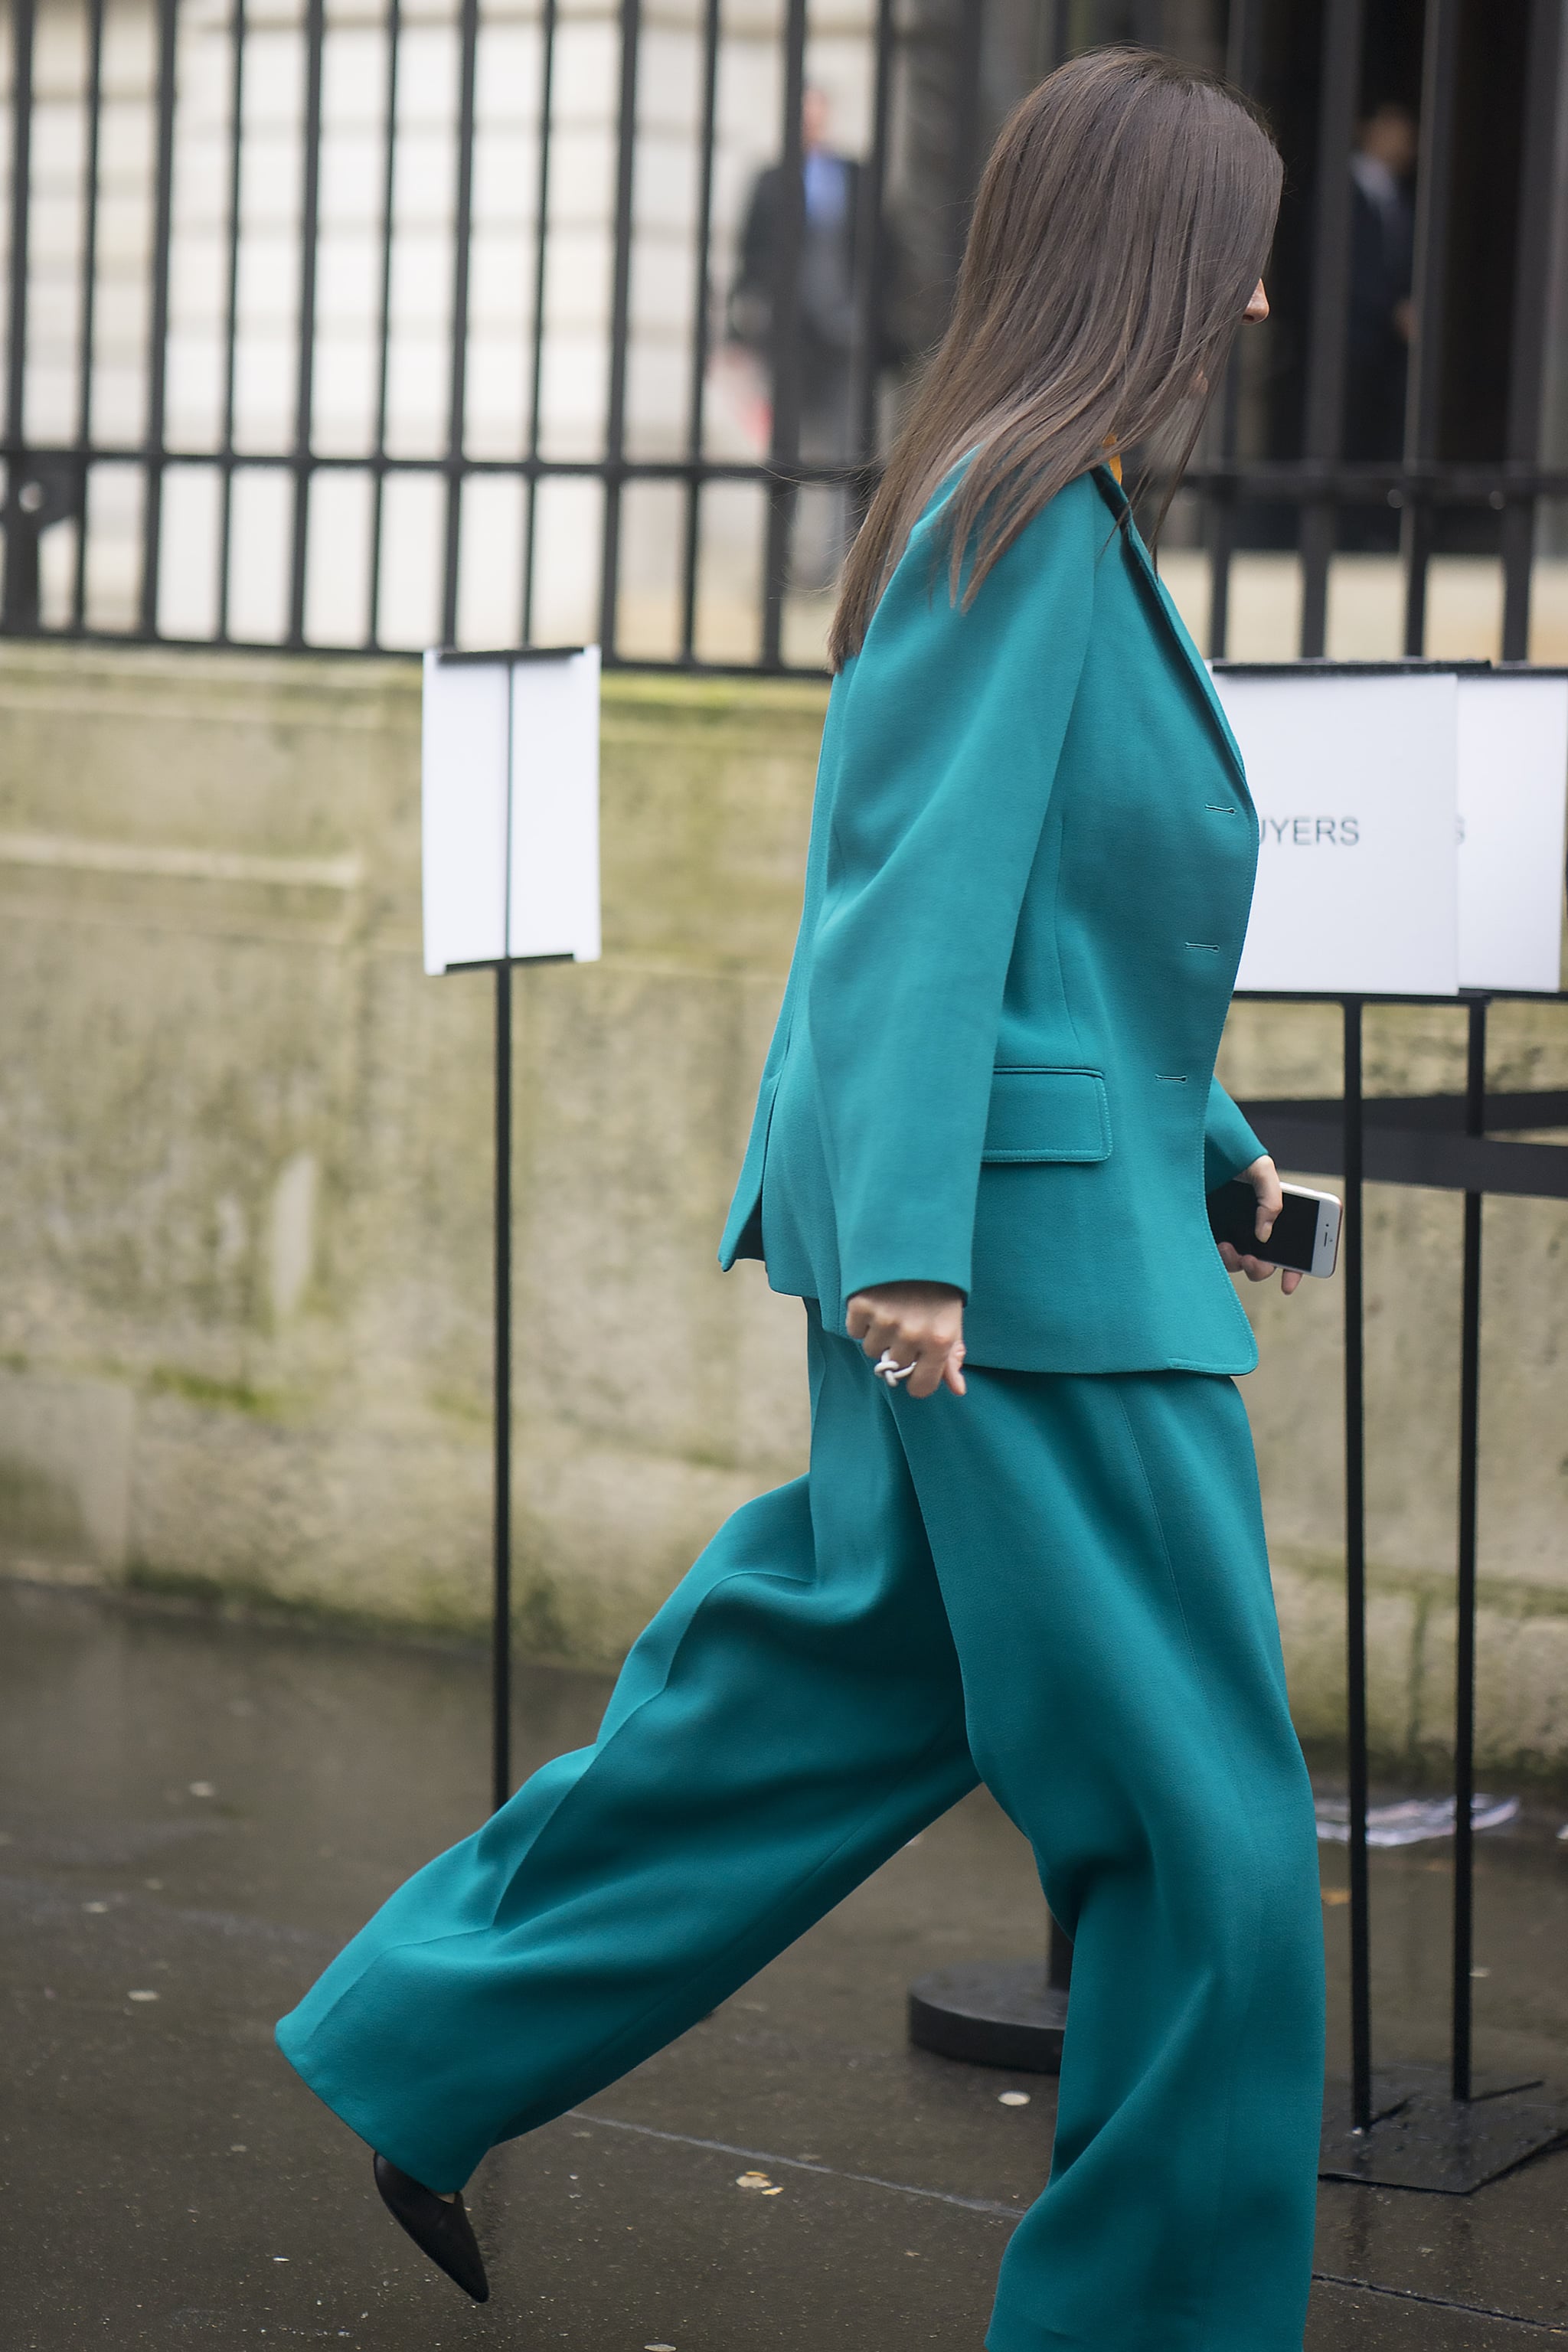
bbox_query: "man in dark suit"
[729,89,903,583]
[1345,100,1416,463]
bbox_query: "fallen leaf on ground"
[734,2171,772,2190]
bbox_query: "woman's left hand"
[1217,1154,1304,1296]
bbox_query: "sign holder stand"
[906,659,1568,2188]
[492,957,514,1815]
[422,642,601,1817]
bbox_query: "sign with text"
[1455,671,1568,993]
[1216,668,1461,995]
[422,646,601,975]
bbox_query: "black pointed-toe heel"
[373,2152,491,2303]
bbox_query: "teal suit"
[277,469,1325,2352]
[722,466,1266,1368]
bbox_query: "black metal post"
[1501,0,1563,663]
[597,0,642,662]
[2,0,35,632]
[286,0,325,648]
[493,956,514,1813]
[71,0,106,632]
[1298,0,1363,659]
[439,0,481,648]
[1451,997,1486,2100]
[521,0,558,642]
[1342,998,1372,2133]
[1401,0,1459,658]
[215,0,247,642]
[678,0,722,664]
[760,0,808,668]
[1204,0,1264,662]
[851,0,895,498]
[364,0,400,648]
[139,0,178,637]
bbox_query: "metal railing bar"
[2,0,35,629]
[0,444,892,490]
[850,0,895,505]
[677,0,720,665]
[71,0,106,632]
[1298,0,1364,660]
[138,0,179,638]
[1239,1089,1568,1133]
[0,618,838,682]
[596,0,641,662]
[216,0,247,642]
[1451,998,1486,2101]
[948,0,985,280]
[1341,996,1373,2135]
[1207,0,1262,660]
[439,0,482,648]
[520,0,557,643]
[1401,0,1459,658]
[286,0,326,649]
[20,439,1568,505]
[1233,1117,1568,1204]
[760,0,807,670]
[1501,0,1563,662]
[1186,458,1568,498]
[364,0,400,649]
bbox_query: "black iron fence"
[3,0,1568,668]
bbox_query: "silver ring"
[874,1349,918,1387]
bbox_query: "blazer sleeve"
[805,477,1097,1325]
[1204,1078,1265,1191]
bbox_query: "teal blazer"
[719,464,1266,1376]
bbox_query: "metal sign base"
[1320,2067,1568,2194]
[908,1961,1068,2075]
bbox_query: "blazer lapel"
[1089,466,1251,802]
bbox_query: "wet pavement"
[2,1577,1566,2350]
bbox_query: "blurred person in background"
[276,50,1325,2352]
[1346,98,1417,463]
[728,86,907,585]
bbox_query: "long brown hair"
[828,49,1282,669]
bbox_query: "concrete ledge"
[0,642,1564,1777]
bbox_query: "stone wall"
[1,642,1564,1779]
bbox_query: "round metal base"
[908,1961,1069,2074]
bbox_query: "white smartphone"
[1207,1178,1343,1278]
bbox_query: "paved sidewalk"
[1,1579,1565,2350]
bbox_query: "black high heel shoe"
[372,2152,490,2303]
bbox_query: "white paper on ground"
[1315,1794,1520,1847]
[1215,668,1460,997]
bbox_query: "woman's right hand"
[845,1282,967,1400]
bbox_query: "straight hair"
[828,48,1282,670]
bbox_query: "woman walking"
[277,47,1325,2351]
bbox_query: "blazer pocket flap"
[982,1067,1111,1163]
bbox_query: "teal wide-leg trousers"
[276,1309,1325,2352]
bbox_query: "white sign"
[1455,672,1568,993]
[1216,668,1460,995]
[422,646,602,976]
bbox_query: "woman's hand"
[845,1282,968,1400]
[1217,1154,1303,1296]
